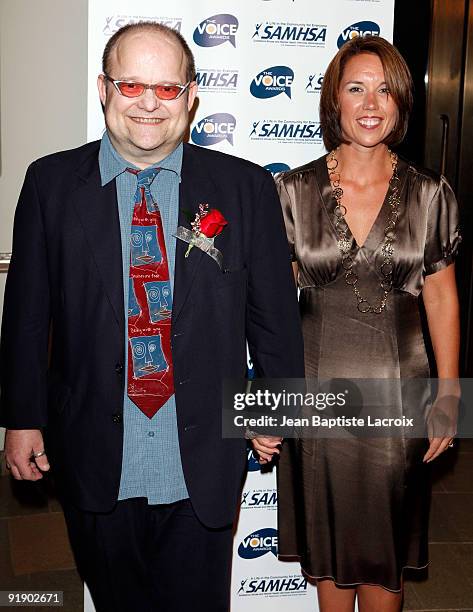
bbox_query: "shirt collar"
[99,131,183,186]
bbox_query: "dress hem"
[277,555,430,593]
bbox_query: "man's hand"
[4,429,50,480]
[250,436,282,464]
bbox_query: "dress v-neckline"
[343,187,389,249]
[316,155,406,258]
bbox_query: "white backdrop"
[86,1,394,610]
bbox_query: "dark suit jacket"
[0,140,304,528]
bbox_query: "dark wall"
[393,0,432,165]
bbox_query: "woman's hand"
[423,436,455,462]
[423,382,459,462]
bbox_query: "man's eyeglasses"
[104,75,191,100]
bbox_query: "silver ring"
[33,450,46,458]
[448,441,454,448]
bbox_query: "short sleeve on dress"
[424,176,461,275]
[275,172,296,261]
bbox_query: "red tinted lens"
[116,82,145,97]
[155,85,182,100]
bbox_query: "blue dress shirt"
[99,132,188,504]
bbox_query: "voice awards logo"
[193,14,238,47]
[238,528,278,559]
[103,16,181,36]
[252,22,327,47]
[237,575,308,597]
[247,448,262,472]
[264,163,291,174]
[250,66,294,99]
[337,21,381,47]
[191,114,236,147]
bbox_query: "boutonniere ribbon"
[174,204,228,269]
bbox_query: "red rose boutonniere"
[199,208,228,238]
[174,204,228,269]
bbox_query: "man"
[0,22,303,612]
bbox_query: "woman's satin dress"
[276,155,461,591]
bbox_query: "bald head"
[102,22,196,83]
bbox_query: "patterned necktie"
[126,167,174,418]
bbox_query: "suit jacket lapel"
[70,151,125,336]
[172,144,216,325]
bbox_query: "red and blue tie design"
[127,167,173,418]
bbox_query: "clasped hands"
[250,435,283,464]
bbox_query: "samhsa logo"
[250,120,322,143]
[306,73,324,94]
[191,114,236,147]
[250,66,294,99]
[264,163,290,174]
[237,575,308,597]
[103,16,181,36]
[337,21,380,48]
[238,528,278,559]
[252,22,327,47]
[195,69,238,92]
[241,489,278,510]
[193,14,238,47]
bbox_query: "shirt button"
[112,413,122,424]
[115,363,124,374]
[147,431,155,437]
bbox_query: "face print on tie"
[144,280,172,322]
[130,334,168,379]
[130,225,162,266]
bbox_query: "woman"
[251,36,460,612]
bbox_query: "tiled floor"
[0,441,472,611]
[0,466,83,611]
[402,438,473,612]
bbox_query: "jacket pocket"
[215,267,248,290]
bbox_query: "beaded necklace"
[327,148,401,314]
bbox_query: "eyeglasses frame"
[103,74,192,100]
